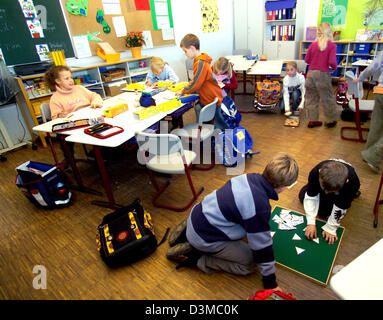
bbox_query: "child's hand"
[146,81,152,87]
[322,230,338,244]
[353,78,359,83]
[90,103,102,109]
[305,225,317,240]
[175,90,183,97]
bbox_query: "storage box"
[101,69,126,82]
[97,42,120,63]
[355,43,371,54]
[104,80,126,97]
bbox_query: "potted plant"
[126,31,145,58]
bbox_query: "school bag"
[215,126,259,167]
[220,96,242,129]
[15,161,72,209]
[254,79,281,111]
[336,79,349,106]
[96,198,169,267]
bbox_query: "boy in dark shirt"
[299,159,360,244]
[166,153,299,290]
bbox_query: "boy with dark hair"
[178,33,223,120]
[166,152,299,290]
[299,159,360,244]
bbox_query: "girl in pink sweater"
[44,65,103,119]
[304,22,341,128]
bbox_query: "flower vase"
[130,46,142,58]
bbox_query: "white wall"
[66,0,234,82]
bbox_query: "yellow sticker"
[236,131,245,141]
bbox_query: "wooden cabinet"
[16,56,152,147]
[299,41,383,78]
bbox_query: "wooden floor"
[1,87,382,300]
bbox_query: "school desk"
[226,55,256,95]
[329,238,383,299]
[270,206,344,285]
[60,91,187,209]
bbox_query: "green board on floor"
[270,206,344,285]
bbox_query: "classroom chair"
[172,98,218,171]
[340,74,374,142]
[136,131,204,212]
[185,58,194,82]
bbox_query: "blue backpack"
[220,96,242,129]
[215,126,259,167]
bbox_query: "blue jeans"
[280,88,302,112]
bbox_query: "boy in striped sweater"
[167,153,299,290]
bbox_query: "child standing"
[44,65,103,120]
[166,152,299,291]
[145,56,179,87]
[280,61,305,116]
[178,33,223,122]
[212,57,238,98]
[299,159,360,244]
[354,52,383,173]
[304,22,341,128]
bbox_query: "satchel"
[96,198,169,267]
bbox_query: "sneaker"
[307,121,323,128]
[166,242,194,262]
[325,121,337,128]
[284,111,292,117]
[168,219,187,247]
[361,150,381,173]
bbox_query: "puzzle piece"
[295,247,305,255]
[292,233,301,241]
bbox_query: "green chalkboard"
[0,0,74,66]
[270,206,344,285]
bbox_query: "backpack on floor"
[220,96,242,129]
[254,80,281,110]
[336,80,349,106]
[96,198,169,267]
[15,161,72,209]
[215,126,259,167]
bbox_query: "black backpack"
[96,199,168,267]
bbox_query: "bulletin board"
[59,0,176,56]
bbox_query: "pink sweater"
[49,85,103,119]
[305,41,337,73]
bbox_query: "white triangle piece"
[295,247,305,255]
[270,231,276,238]
[292,233,301,240]
[313,238,319,244]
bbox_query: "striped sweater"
[186,173,278,289]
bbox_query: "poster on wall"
[200,0,219,32]
[321,0,348,27]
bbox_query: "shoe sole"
[168,219,187,247]
[166,242,193,262]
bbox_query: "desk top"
[329,238,383,300]
[33,90,185,148]
[247,60,284,75]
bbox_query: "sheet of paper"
[156,15,170,29]
[142,30,153,49]
[72,35,92,58]
[26,19,44,38]
[35,44,50,61]
[102,0,121,15]
[154,1,169,15]
[161,28,174,40]
[112,16,127,37]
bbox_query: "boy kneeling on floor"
[166,152,299,290]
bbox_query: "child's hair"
[213,57,233,78]
[44,65,71,91]
[317,22,333,51]
[262,152,299,189]
[286,61,298,71]
[150,57,168,74]
[180,33,200,50]
[319,161,348,193]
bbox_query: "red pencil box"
[84,123,124,139]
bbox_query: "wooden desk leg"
[60,135,102,196]
[91,145,122,210]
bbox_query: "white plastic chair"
[185,58,194,82]
[136,132,203,211]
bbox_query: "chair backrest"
[136,132,184,159]
[199,98,218,126]
[185,58,194,81]
[39,102,52,123]
[233,49,251,57]
[345,70,364,99]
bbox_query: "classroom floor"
[1,83,382,300]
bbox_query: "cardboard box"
[104,80,126,97]
[101,69,126,82]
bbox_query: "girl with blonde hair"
[145,56,179,86]
[304,22,340,128]
[212,57,238,98]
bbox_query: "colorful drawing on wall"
[200,0,219,32]
[18,0,37,18]
[321,0,348,27]
[26,19,44,38]
[35,44,50,61]
[65,0,88,16]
